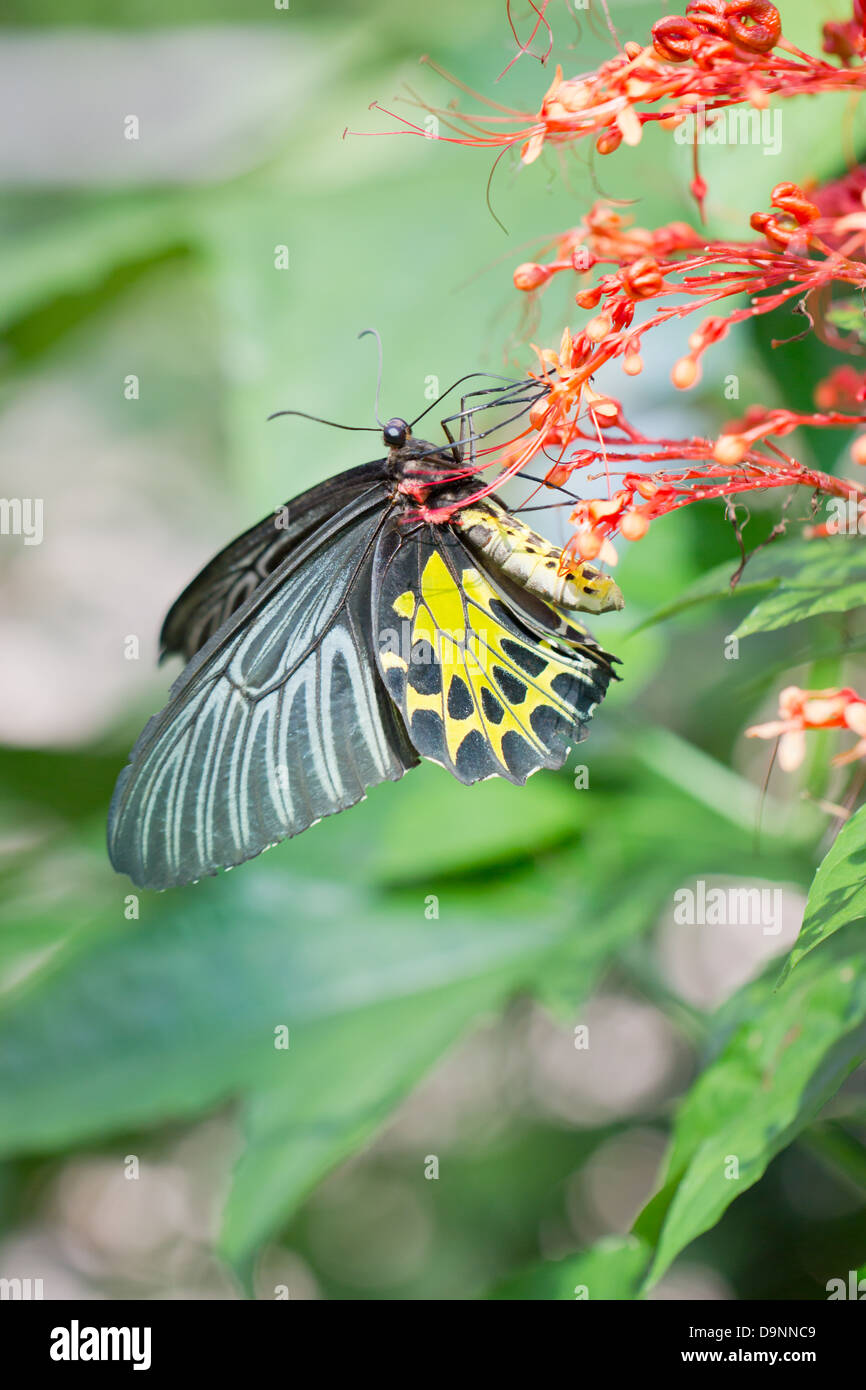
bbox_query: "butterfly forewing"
[108,486,417,890]
[160,462,391,663]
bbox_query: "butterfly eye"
[383,418,408,448]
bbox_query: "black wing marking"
[109,488,418,890]
[160,461,391,662]
[373,519,614,786]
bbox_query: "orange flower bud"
[852,435,866,466]
[672,356,699,389]
[623,256,663,300]
[576,530,603,560]
[633,477,659,500]
[596,128,623,155]
[713,434,748,465]
[545,463,572,488]
[620,509,650,541]
[575,287,602,310]
[770,182,820,225]
[623,353,644,376]
[616,105,643,147]
[514,262,552,292]
[590,396,619,422]
[652,15,700,62]
[726,2,781,55]
[585,315,612,343]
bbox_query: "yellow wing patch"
[381,547,603,784]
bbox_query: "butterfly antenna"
[266,409,378,432]
[358,327,386,428]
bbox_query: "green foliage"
[639,537,866,638]
[1,0,866,1302]
[490,1236,650,1301]
[636,925,866,1289]
[787,806,866,972]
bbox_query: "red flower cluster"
[375,3,866,582]
[376,1,866,794]
[380,3,866,215]
[747,686,866,770]
[514,187,866,394]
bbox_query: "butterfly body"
[109,417,622,889]
[453,498,624,615]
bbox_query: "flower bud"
[576,530,603,559]
[585,314,612,342]
[633,477,659,500]
[713,434,747,465]
[514,262,552,291]
[672,356,699,388]
[575,286,602,310]
[596,128,623,155]
[545,464,572,488]
[623,255,664,300]
[620,509,650,540]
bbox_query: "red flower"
[747,687,866,770]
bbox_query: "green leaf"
[799,1120,866,1198]
[734,540,866,637]
[0,194,195,327]
[295,759,585,888]
[0,869,563,1157]
[636,925,866,1290]
[786,805,866,973]
[220,974,510,1267]
[490,1236,651,1300]
[222,866,665,1263]
[636,538,866,638]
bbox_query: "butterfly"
[108,380,624,889]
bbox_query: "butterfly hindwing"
[109,488,418,890]
[372,519,612,786]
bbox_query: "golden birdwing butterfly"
[108,383,622,889]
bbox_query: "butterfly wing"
[109,487,418,889]
[373,518,614,785]
[160,462,390,662]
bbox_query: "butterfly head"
[383,418,409,449]
[386,421,465,502]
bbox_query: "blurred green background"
[1,0,866,1300]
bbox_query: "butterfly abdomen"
[453,499,624,615]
